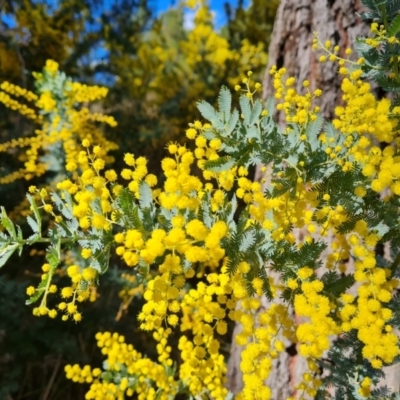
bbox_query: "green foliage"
[316,332,387,400]
[358,0,400,91]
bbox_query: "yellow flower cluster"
[159,149,203,210]
[44,59,60,75]
[25,186,99,321]
[56,263,98,322]
[333,77,395,143]
[0,136,36,153]
[0,135,48,184]
[178,271,235,399]
[269,65,321,126]
[362,144,400,195]
[65,331,178,400]
[0,90,38,120]
[367,22,400,48]
[295,280,338,359]
[58,142,113,231]
[234,71,264,103]
[340,223,399,369]
[315,34,400,194]
[229,40,267,87]
[0,59,118,185]
[119,152,155,200]
[183,7,232,69]
[37,90,57,112]
[27,262,58,319]
[294,280,338,397]
[23,143,116,319]
[358,376,372,398]
[236,302,295,400]
[136,220,228,331]
[0,81,38,101]
[67,81,109,102]
[25,129,235,327]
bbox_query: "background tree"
[223,0,279,49]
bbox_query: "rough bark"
[225,0,398,398]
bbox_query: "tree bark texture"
[226,0,400,398]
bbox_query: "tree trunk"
[225,0,387,398]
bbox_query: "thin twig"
[41,354,62,400]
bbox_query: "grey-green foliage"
[0,190,113,305]
[199,86,339,185]
[200,87,338,189]
[358,0,400,91]
[316,331,391,400]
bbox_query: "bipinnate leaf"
[218,86,232,121]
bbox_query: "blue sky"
[155,0,249,28]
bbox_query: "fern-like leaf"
[203,156,235,172]
[218,86,231,121]
[306,114,324,151]
[197,100,218,123]
[388,13,400,36]
[239,95,251,125]
[249,100,262,125]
